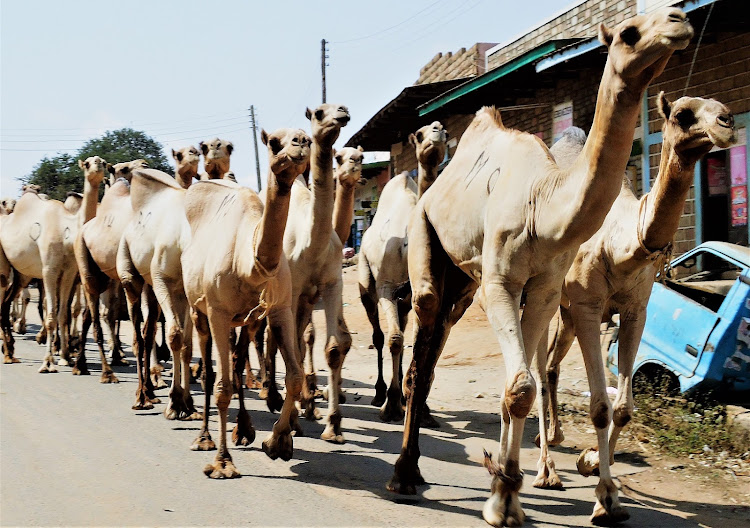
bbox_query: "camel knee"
[388,331,404,351]
[505,370,536,418]
[285,370,303,398]
[373,329,384,350]
[413,290,439,327]
[612,403,632,428]
[214,379,232,409]
[325,336,346,370]
[590,399,612,430]
[167,326,183,354]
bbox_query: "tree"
[21,128,172,200]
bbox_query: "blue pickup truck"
[607,241,750,397]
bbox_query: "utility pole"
[321,39,328,103]
[249,105,262,191]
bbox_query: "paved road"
[1,310,706,527]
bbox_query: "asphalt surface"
[0,309,710,527]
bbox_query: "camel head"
[658,92,735,164]
[78,156,108,188]
[107,159,148,186]
[224,171,238,183]
[334,146,364,189]
[261,128,311,182]
[200,138,233,178]
[305,104,350,146]
[410,121,448,169]
[0,198,17,214]
[599,8,693,92]
[21,184,42,195]
[64,191,83,213]
[172,146,200,175]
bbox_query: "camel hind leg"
[358,252,386,406]
[190,310,215,451]
[232,325,256,446]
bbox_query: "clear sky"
[1,0,570,195]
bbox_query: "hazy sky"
[1,0,569,195]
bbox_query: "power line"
[390,0,484,53]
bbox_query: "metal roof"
[344,78,467,151]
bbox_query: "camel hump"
[184,180,261,228]
[475,106,505,129]
[130,168,182,211]
[550,126,587,171]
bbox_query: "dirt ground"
[338,263,750,526]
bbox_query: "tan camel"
[535,94,735,507]
[262,104,352,443]
[359,122,447,424]
[74,159,148,381]
[1,198,17,214]
[1,199,30,336]
[386,10,693,527]
[181,127,311,477]
[172,147,201,188]
[0,156,108,369]
[199,138,233,180]
[116,160,200,418]
[293,146,365,401]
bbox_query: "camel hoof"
[483,491,526,527]
[57,357,74,367]
[13,322,26,334]
[265,389,284,413]
[190,432,216,451]
[232,412,256,446]
[386,458,424,495]
[203,457,240,479]
[100,371,119,384]
[591,503,630,526]
[38,363,58,373]
[132,398,155,411]
[322,386,346,403]
[110,355,129,367]
[370,393,386,407]
[4,356,20,364]
[321,425,345,444]
[262,431,294,461]
[245,377,262,390]
[71,365,90,376]
[577,447,600,477]
[379,398,405,423]
[533,472,563,490]
[420,408,440,429]
[35,333,46,345]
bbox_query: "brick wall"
[416,43,497,85]
[487,0,637,71]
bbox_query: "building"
[347,0,750,256]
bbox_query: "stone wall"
[416,43,496,85]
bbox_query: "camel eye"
[85,161,90,169]
[620,26,640,46]
[416,132,423,142]
[269,138,282,154]
[674,109,696,128]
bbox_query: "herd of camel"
[0,7,739,527]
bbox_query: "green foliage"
[21,128,172,200]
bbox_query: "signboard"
[730,144,747,186]
[552,102,573,143]
[732,186,747,227]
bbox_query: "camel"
[1,198,31,336]
[535,94,735,509]
[385,9,693,527]
[74,159,148,381]
[181,126,311,477]
[359,122,447,424]
[261,104,352,443]
[172,147,201,188]
[199,138,233,180]
[1,198,17,214]
[290,146,365,401]
[116,156,201,419]
[0,156,108,369]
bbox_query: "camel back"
[129,168,183,212]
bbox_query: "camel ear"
[357,145,364,153]
[171,148,177,159]
[657,91,672,121]
[305,107,313,121]
[334,151,343,165]
[226,142,234,155]
[78,159,85,170]
[261,129,269,146]
[408,133,417,148]
[598,23,614,47]
[200,141,208,156]
[174,150,183,162]
[107,163,114,174]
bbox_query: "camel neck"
[309,141,335,251]
[175,168,196,189]
[205,161,228,180]
[254,169,295,276]
[79,179,99,225]
[417,163,439,198]
[557,62,644,246]
[333,180,356,245]
[639,139,694,253]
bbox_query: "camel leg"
[140,286,160,403]
[121,274,151,409]
[262,307,303,461]
[297,299,320,420]
[105,286,128,366]
[532,323,563,490]
[72,304,92,376]
[261,326,284,413]
[56,270,78,367]
[35,281,47,345]
[12,287,30,334]
[38,268,61,372]
[571,299,629,525]
[607,310,645,466]
[75,272,118,382]
[378,290,405,423]
[203,308,239,479]
[542,305,576,447]
[320,281,352,443]
[1,272,21,364]
[190,310,215,451]
[232,325,255,446]
[358,255,386,407]
[246,318,264,389]
[303,317,321,398]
